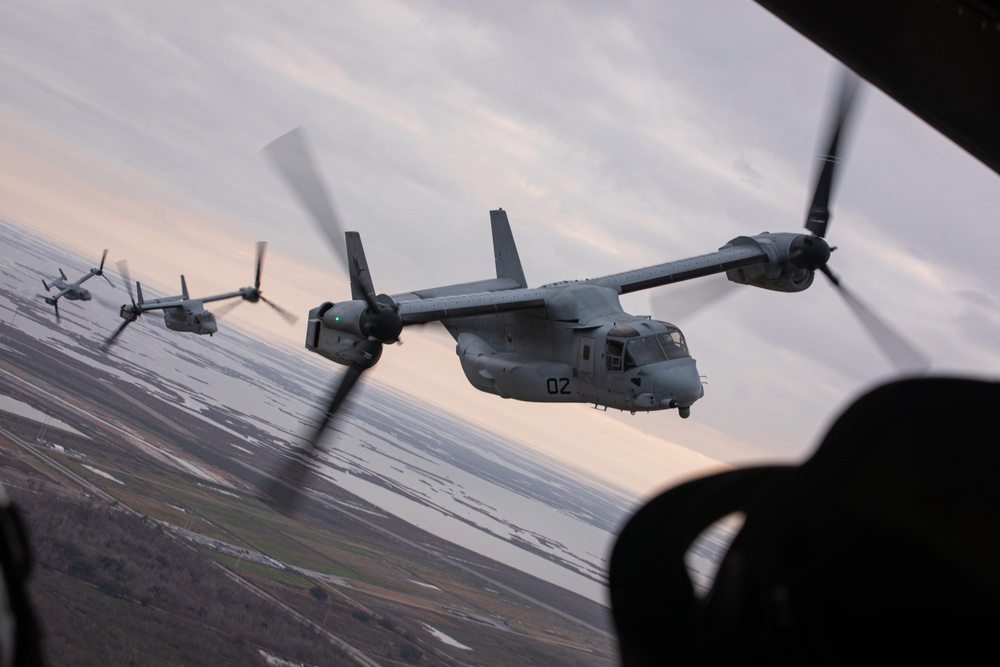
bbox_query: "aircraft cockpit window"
[657,329,689,359]
[624,336,666,370]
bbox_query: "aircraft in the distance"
[261,74,927,510]
[103,242,296,350]
[40,249,113,321]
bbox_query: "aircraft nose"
[653,358,704,407]
[202,317,218,335]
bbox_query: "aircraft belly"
[163,309,190,332]
[456,333,579,403]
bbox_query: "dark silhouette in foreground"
[610,377,1000,664]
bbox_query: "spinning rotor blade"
[806,71,860,239]
[213,299,244,319]
[116,260,136,306]
[801,72,927,372]
[819,267,929,373]
[242,241,299,323]
[53,299,60,324]
[260,129,406,512]
[98,250,114,286]
[265,339,382,514]
[102,314,137,351]
[262,128,349,272]
[259,296,299,324]
[104,260,142,351]
[650,275,740,323]
[254,241,265,290]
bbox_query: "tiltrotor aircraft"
[262,74,927,509]
[40,249,113,321]
[103,242,296,350]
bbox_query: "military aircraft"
[40,249,113,321]
[103,242,296,350]
[261,73,927,510]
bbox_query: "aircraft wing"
[588,244,768,295]
[397,288,548,325]
[46,286,73,302]
[133,296,187,312]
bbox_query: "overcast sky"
[2,1,999,495]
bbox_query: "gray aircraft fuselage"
[302,210,819,417]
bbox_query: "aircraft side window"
[606,339,624,372]
[582,344,591,362]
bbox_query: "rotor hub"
[790,234,832,271]
[363,306,403,343]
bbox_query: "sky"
[2,0,999,497]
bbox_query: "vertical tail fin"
[136,282,145,307]
[59,269,67,281]
[180,275,189,300]
[490,209,526,288]
[41,278,51,292]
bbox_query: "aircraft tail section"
[180,275,189,300]
[490,209,527,288]
[136,282,145,307]
[41,278,51,292]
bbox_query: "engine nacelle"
[319,300,370,338]
[305,302,368,366]
[722,233,821,293]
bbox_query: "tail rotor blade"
[262,127,349,273]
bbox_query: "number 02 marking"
[546,378,570,395]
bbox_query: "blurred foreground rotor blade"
[262,128,349,272]
[265,339,382,514]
